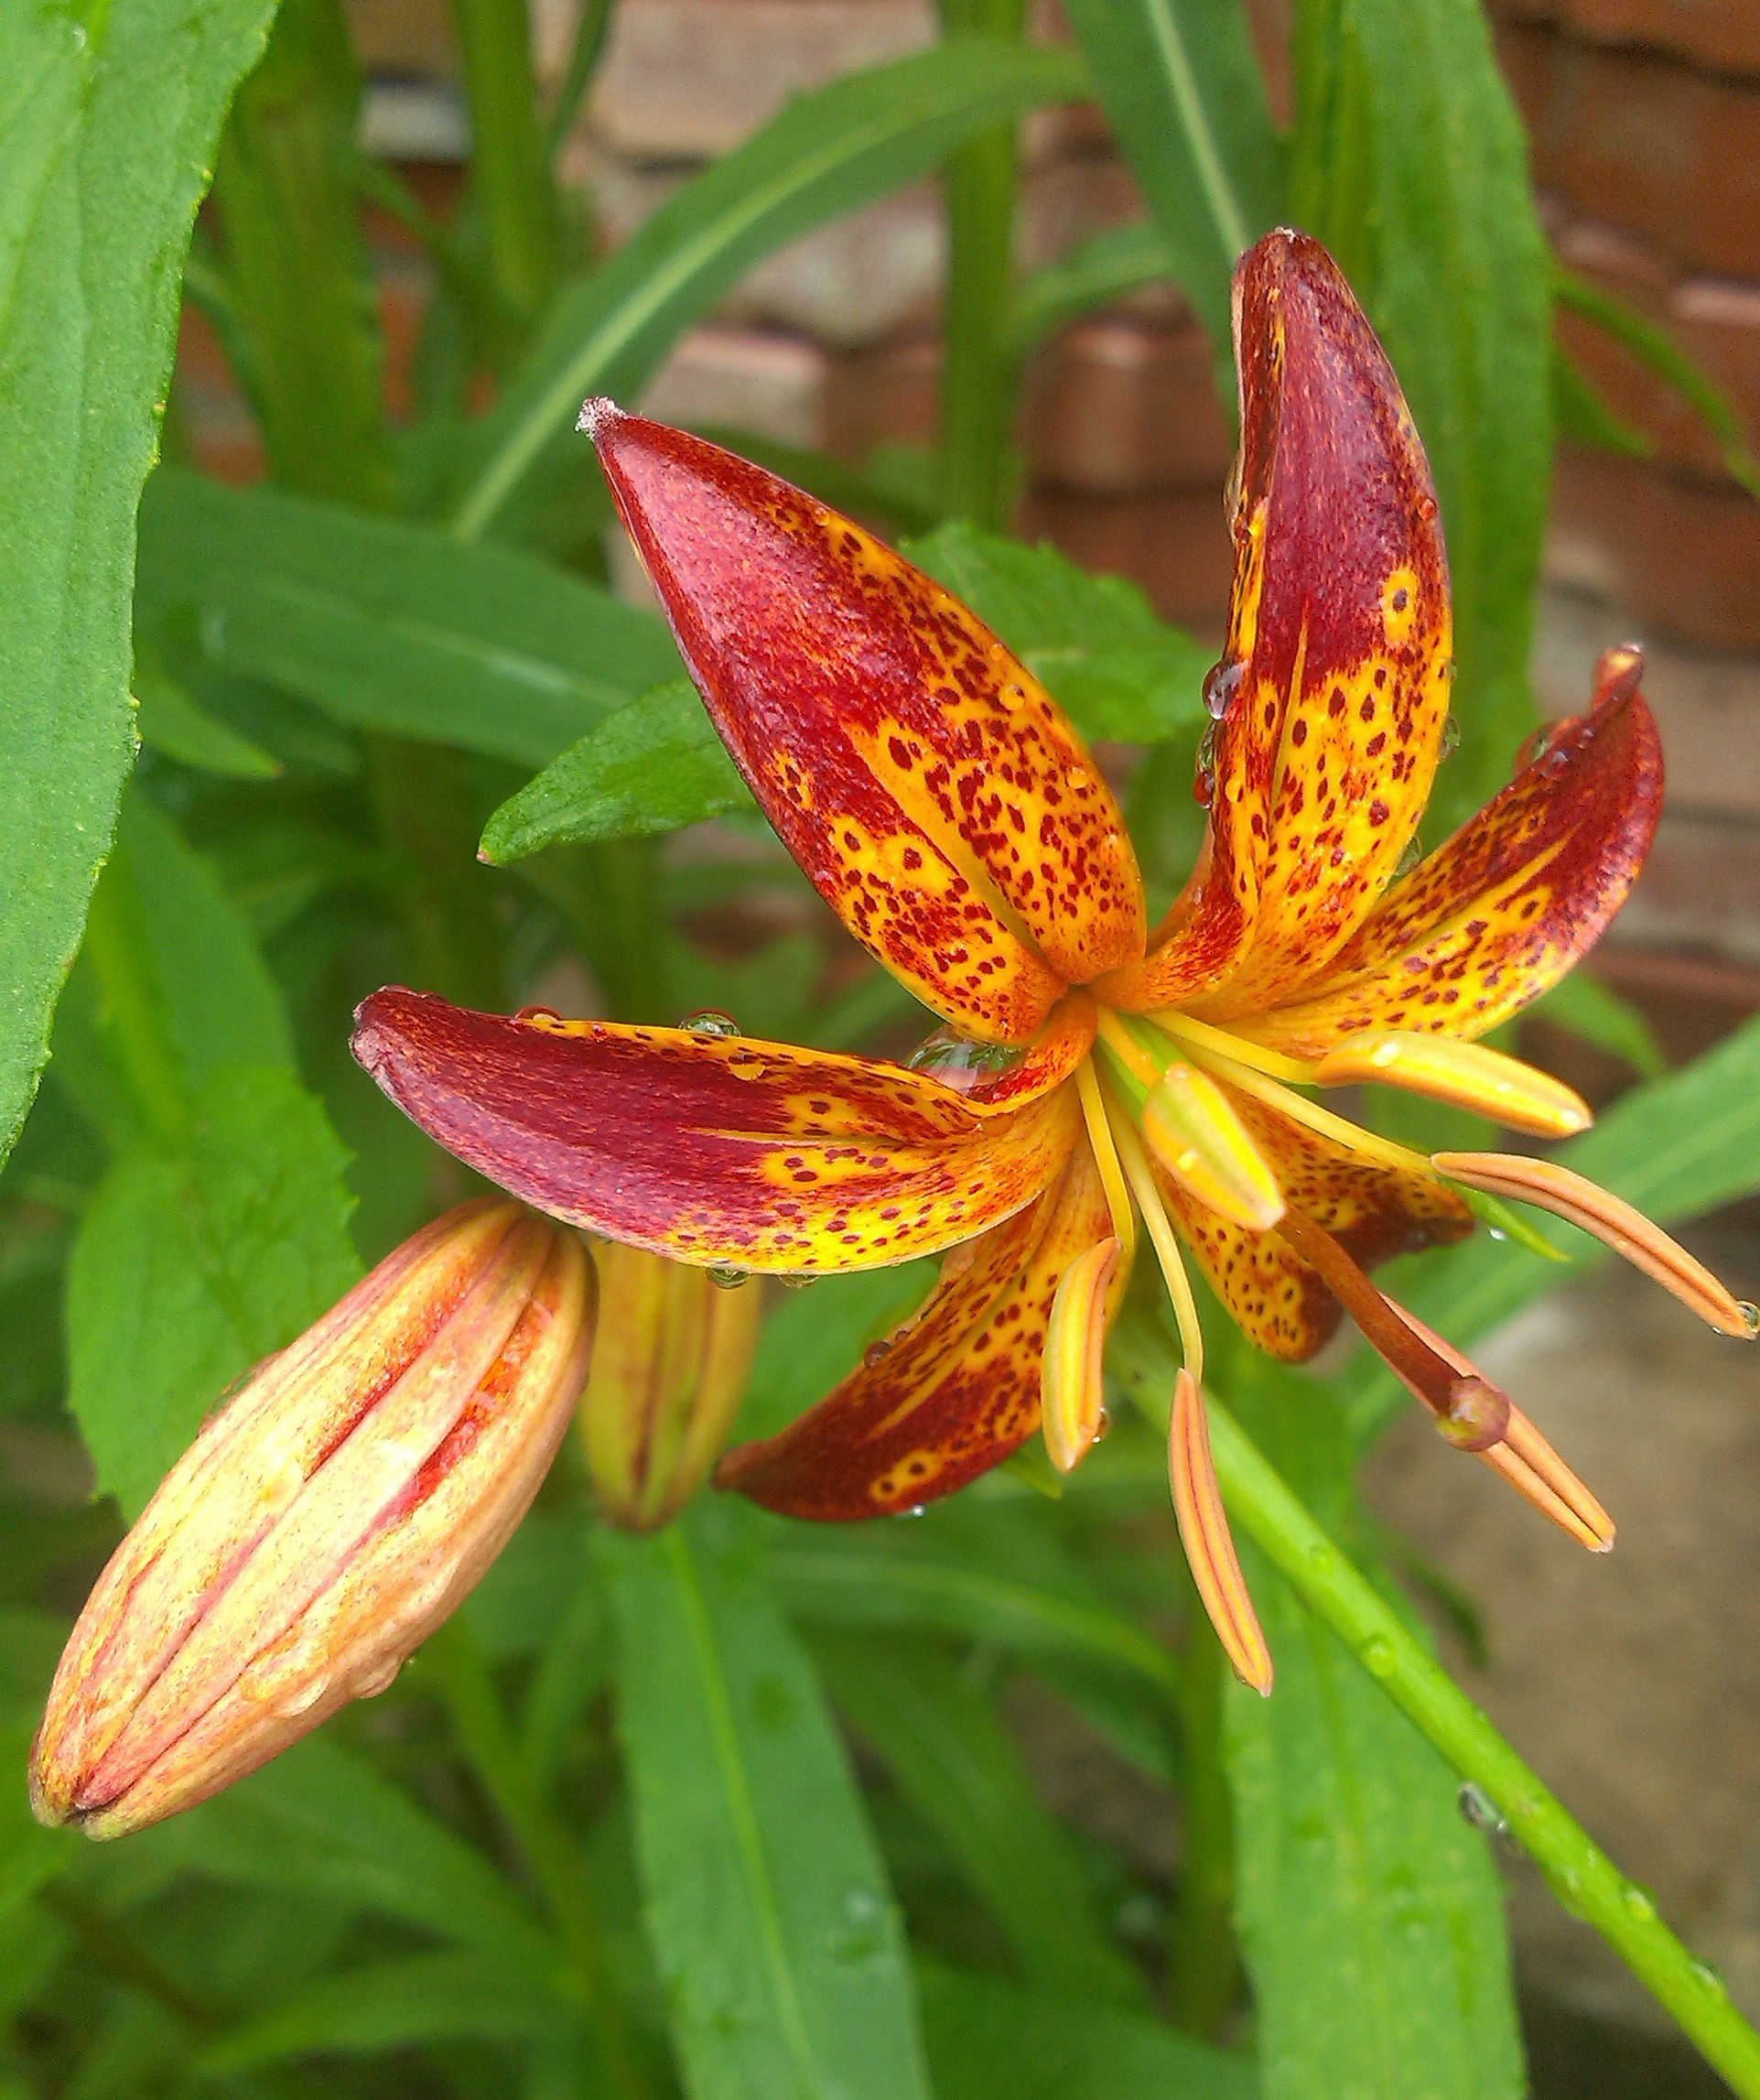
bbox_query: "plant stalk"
[1167,1599,1241,2038]
[451,0,560,352]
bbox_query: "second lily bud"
[31,1199,595,1839]
[579,1242,762,1532]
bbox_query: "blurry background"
[150,0,1760,2084]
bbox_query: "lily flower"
[351,230,1754,1694]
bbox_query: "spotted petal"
[352,990,1081,1275]
[718,1141,1117,1517]
[585,404,1146,1043]
[1234,651,1663,1059]
[1102,230,1452,1013]
[1154,1086,1471,1361]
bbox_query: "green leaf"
[480,679,753,862]
[133,662,281,779]
[67,1064,360,1517]
[1551,341,1652,462]
[197,1952,567,2073]
[1007,222,1177,363]
[902,521,1211,741]
[814,1631,1144,2006]
[452,38,1089,539]
[136,471,684,767]
[601,1502,933,2100]
[0,0,277,1168]
[1290,0,1552,832]
[916,1961,1257,2099]
[1055,0,1281,357]
[769,1500,1180,1694]
[740,1264,938,1442]
[1348,1011,1760,1440]
[1527,966,1667,1079]
[1224,1368,1523,2100]
[145,1732,559,1973]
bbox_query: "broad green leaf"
[1055,0,1281,357]
[769,1500,1180,1694]
[740,1263,938,1442]
[198,1952,567,2073]
[1527,968,1666,1079]
[1223,1366,1522,2100]
[0,0,277,1168]
[133,662,281,779]
[916,1961,1257,2099]
[452,38,1088,538]
[601,1502,932,2100]
[1348,1011,1760,1440]
[1290,0,1551,831]
[480,679,752,863]
[144,1732,559,1974]
[814,1631,1143,2006]
[67,1064,360,1516]
[136,471,684,767]
[904,520,1210,741]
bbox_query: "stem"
[451,0,559,349]
[368,741,508,1013]
[1166,1601,1241,2037]
[518,839,668,1022]
[424,1618,652,2100]
[1193,1396,1760,2096]
[39,1884,219,2031]
[935,0,1028,528]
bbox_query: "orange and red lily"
[351,230,1755,1694]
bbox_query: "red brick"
[1672,275,1760,460]
[640,324,828,448]
[345,0,458,75]
[1019,484,1231,631]
[1020,316,1231,494]
[1492,0,1760,83]
[1514,27,1760,278]
[823,335,940,460]
[1019,154,1147,274]
[1549,444,1760,651]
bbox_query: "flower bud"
[579,1243,760,1532]
[31,1199,595,1839]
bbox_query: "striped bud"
[578,1242,761,1532]
[31,1199,595,1839]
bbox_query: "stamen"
[1150,1010,1317,1086]
[1140,1061,1286,1232]
[1434,1152,1759,1340]
[1076,1059,1137,1259]
[1381,1296,1614,1552]
[1272,1207,1511,1448]
[1314,1031,1593,1138]
[1094,1008,1161,1092]
[1105,1093,1205,1386]
[1174,1038,1441,1181]
[1170,1369,1272,1694]
[1042,1237,1121,1474]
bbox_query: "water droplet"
[271,1674,332,1720]
[708,1265,750,1290]
[71,19,87,47]
[864,1339,893,1367]
[1488,1226,1507,1242]
[515,1004,562,1027]
[902,1505,927,1519]
[1202,657,1245,720]
[1393,835,1423,880]
[1690,1959,1726,1996]
[1457,1783,1509,1840]
[351,1656,403,1700]
[1622,1882,1657,1921]
[682,1009,740,1038]
[778,1272,819,1292]
[1193,766,1215,808]
[1739,1301,1759,1337]
[1197,718,1221,775]
[1439,712,1461,759]
[906,1025,1024,1095]
[1362,1636,1397,1678]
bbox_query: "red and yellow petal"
[718,1140,1118,1518]
[1100,231,1452,1016]
[1153,1084,1472,1361]
[1236,649,1663,1059]
[351,990,1082,1275]
[585,405,1146,1042]
[912,991,1100,1117]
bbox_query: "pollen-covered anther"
[1041,1236,1120,1474]
[1434,1151,1758,1339]
[1481,1403,1616,1553]
[1315,1032,1593,1139]
[1140,1060,1286,1232]
[1170,1369,1271,1695]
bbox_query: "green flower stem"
[452,0,560,349]
[934,0,1028,529]
[424,1618,652,2100]
[1204,1396,1760,2097]
[1166,1597,1242,2039]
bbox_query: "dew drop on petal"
[1393,834,1424,881]
[1457,1783,1509,1840]
[906,1025,1024,1094]
[1202,657,1245,720]
[1439,712,1461,760]
[683,1009,740,1038]
[1738,1302,1759,1337]
[864,1338,893,1368]
[351,1657,404,1700]
[708,1265,751,1290]
[778,1272,819,1292]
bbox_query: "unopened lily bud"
[579,1242,761,1532]
[31,1199,595,1839]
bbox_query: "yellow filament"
[1177,1037,1441,1181]
[1094,1007,1161,1090]
[1105,1090,1204,1386]
[1076,1058,1138,1259]
[1314,1031,1593,1139]
[1150,1010,1317,1086]
[1042,1237,1121,1474]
